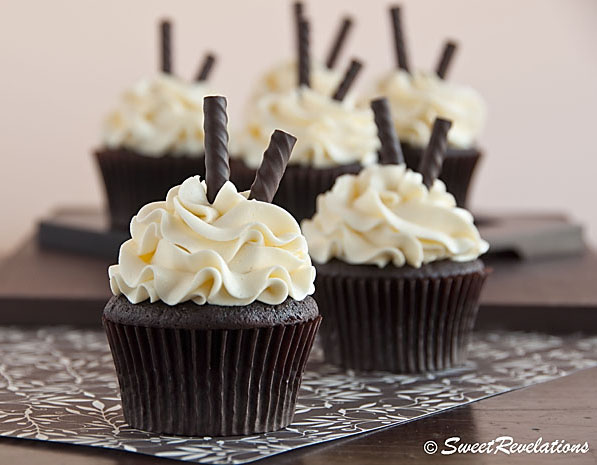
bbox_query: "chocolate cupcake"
[230,5,369,222]
[371,69,485,207]
[363,7,486,207]
[231,84,378,221]
[96,19,218,230]
[302,103,489,373]
[103,97,320,436]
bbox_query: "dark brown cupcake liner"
[95,148,205,230]
[103,315,321,436]
[402,144,482,208]
[230,157,361,222]
[314,264,488,373]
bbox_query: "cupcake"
[232,12,377,222]
[302,98,489,373]
[103,96,321,436]
[96,19,219,230]
[232,84,379,222]
[230,4,365,222]
[365,6,486,207]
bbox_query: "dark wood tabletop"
[0,237,596,464]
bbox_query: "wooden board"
[0,236,596,331]
[37,208,586,261]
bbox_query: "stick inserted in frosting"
[436,40,458,79]
[298,18,311,88]
[418,118,452,188]
[293,2,304,58]
[371,97,404,165]
[390,6,409,72]
[249,130,297,203]
[325,17,353,69]
[159,19,172,74]
[294,2,304,23]
[332,59,363,101]
[195,53,216,82]
[203,96,230,203]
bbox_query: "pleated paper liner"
[95,148,205,230]
[103,314,321,436]
[401,144,482,208]
[314,260,489,373]
[229,157,361,222]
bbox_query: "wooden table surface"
[0,238,596,463]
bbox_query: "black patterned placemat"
[0,328,595,464]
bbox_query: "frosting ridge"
[369,69,486,148]
[249,60,342,101]
[302,164,488,268]
[236,87,380,168]
[109,176,316,306]
[102,74,211,157]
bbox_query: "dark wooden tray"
[37,208,585,261]
[0,210,595,331]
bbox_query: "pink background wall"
[1,0,596,254]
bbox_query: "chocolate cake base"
[95,148,205,231]
[401,144,481,208]
[229,157,361,222]
[314,259,488,373]
[103,296,321,436]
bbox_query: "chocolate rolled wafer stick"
[390,7,409,72]
[293,2,304,68]
[436,40,458,79]
[249,130,297,203]
[203,96,230,203]
[294,2,304,23]
[325,17,353,69]
[332,59,363,101]
[298,18,311,87]
[371,98,404,165]
[418,118,452,188]
[195,53,216,81]
[159,19,172,74]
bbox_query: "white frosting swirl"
[235,87,380,168]
[102,74,211,157]
[109,176,316,306]
[302,164,489,268]
[249,60,343,101]
[368,70,486,149]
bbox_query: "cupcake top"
[109,176,316,306]
[302,163,489,268]
[249,60,343,101]
[102,74,211,157]
[235,87,380,169]
[369,69,486,149]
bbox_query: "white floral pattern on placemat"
[0,328,595,464]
